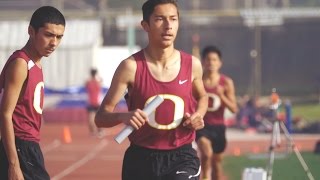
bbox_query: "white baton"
[114,95,164,144]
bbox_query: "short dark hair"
[30,6,65,31]
[201,45,222,60]
[90,68,98,77]
[142,0,179,22]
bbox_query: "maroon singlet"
[126,50,195,150]
[86,79,101,106]
[203,74,228,126]
[0,50,44,142]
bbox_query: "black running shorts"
[122,143,201,180]
[196,124,227,154]
[0,137,50,180]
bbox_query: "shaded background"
[1,0,320,98]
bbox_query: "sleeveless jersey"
[204,74,228,126]
[86,79,101,106]
[0,50,44,143]
[126,50,195,150]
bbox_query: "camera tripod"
[266,101,315,180]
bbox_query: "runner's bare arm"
[0,58,27,179]
[219,77,238,113]
[95,57,148,129]
[183,56,208,130]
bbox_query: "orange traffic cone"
[233,147,241,156]
[62,126,72,144]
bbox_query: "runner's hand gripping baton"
[114,95,164,144]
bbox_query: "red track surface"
[40,123,320,180]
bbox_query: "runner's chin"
[44,50,54,57]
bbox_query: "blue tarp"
[44,86,126,108]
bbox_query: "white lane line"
[51,139,108,180]
[42,139,61,154]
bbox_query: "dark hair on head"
[201,45,222,60]
[142,0,179,22]
[90,68,98,77]
[30,6,65,31]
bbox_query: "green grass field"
[223,152,320,180]
[291,103,320,123]
[221,103,320,180]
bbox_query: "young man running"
[95,0,208,179]
[0,6,65,180]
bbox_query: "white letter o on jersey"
[147,94,184,130]
[33,82,44,114]
[207,93,221,112]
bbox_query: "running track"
[40,123,320,180]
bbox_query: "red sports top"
[126,50,195,150]
[86,79,101,106]
[0,50,44,143]
[204,74,227,126]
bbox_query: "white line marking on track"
[51,139,108,180]
[42,139,61,154]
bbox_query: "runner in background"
[196,45,238,180]
[85,68,104,138]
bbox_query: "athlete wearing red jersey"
[0,6,65,180]
[95,0,208,179]
[196,46,238,180]
[85,68,104,137]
